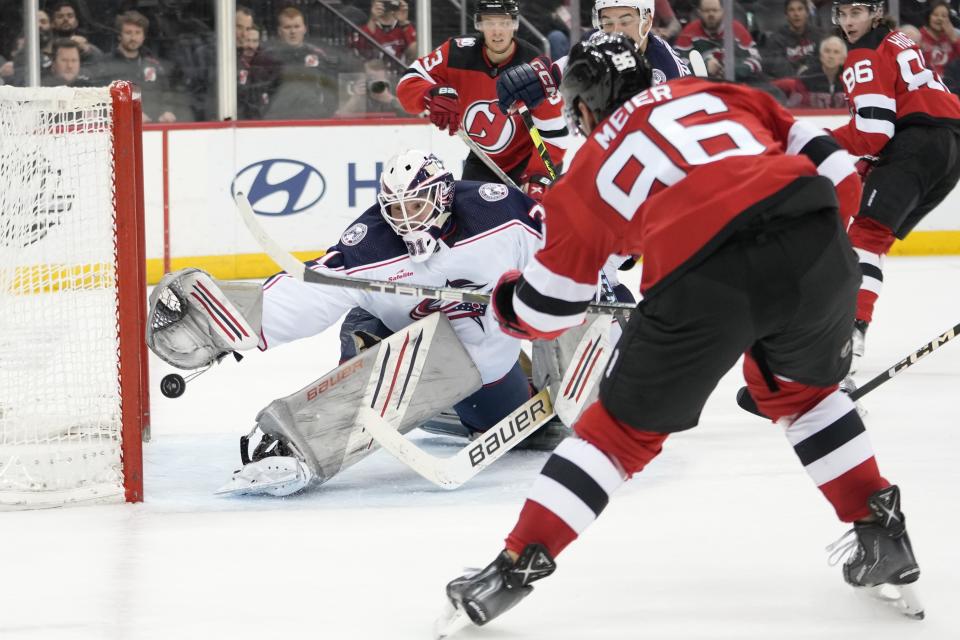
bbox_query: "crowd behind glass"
[1,1,959,122]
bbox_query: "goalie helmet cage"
[0,81,148,508]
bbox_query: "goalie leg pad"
[147,268,262,369]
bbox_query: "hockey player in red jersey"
[832,0,960,371]
[396,0,573,191]
[435,34,923,635]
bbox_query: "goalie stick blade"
[688,50,708,78]
[360,389,555,489]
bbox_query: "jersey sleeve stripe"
[817,150,858,185]
[522,257,598,303]
[398,61,436,87]
[854,113,895,138]
[516,276,592,317]
[786,120,826,156]
[531,114,567,132]
[513,294,587,334]
[853,93,896,112]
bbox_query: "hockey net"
[0,82,148,508]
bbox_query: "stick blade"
[688,50,708,78]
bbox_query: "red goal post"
[0,81,149,508]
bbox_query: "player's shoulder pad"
[445,35,487,70]
[319,204,407,270]
[647,35,690,81]
[450,180,542,238]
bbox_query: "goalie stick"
[736,321,960,418]
[360,315,615,488]
[234,193,635,315]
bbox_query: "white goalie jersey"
[260,181,563,384]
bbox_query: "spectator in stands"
[653,0,682,41]
[524,0,572,59]
[7,9,54,83]
[42,38,91,86]
[773,34,847,108]
[337,57,406,117]
[900,23,923,45]
[237,5,255,41]
[674,0,764,82]
[238,25,278,120]
[49,1,101,63]
[262,6,354,120]
[94,10,178,123]
[762,0,822,78]
[920,1,960,77]
[350,1,417,63]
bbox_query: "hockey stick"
[688,50,709,78]
[736,322,960,418]
[360,388,554,489]
[234,192,635,315]
[361,314,614,488]
[517,104,559,180]
[456,130,521,189]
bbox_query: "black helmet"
[474,0,520,18]
[830,0,884,25]
[561,32,653,134]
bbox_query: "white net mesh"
[0,86,126,508]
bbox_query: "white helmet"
[592,0,655,43]
[377,150,455,263]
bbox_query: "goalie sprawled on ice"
[146,150,632,495]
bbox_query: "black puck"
[160,373,186,398]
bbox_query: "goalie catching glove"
[147,268,262,369]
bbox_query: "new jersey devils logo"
[464,100,516,154]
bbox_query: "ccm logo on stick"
[467,398,550,467]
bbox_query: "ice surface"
[3,257,959,639]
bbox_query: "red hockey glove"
[490,269,535,340]
[521,173,552,203]
[496,56,562,114]
[855,155,879,182]
[424,85,462,135]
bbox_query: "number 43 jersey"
[511,77,862,338]
[832,26,960,158]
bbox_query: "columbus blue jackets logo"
[652,68,667,85]
[410,279,487,328]
[479,183,508,202]
[341,222,368,246]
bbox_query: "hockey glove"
[496,56,562,115]
[521,173,552,203]
[491,269,535,340]
[424,85,462,135]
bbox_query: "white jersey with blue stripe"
[554,34,689,85]
[259,182,548,384]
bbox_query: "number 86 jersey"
[832,26,960,158]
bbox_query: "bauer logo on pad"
[232,159,326,216]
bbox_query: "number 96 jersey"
[832,26,960,158]
[510,77,861,338]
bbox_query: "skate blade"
[856,583,925,619]
[433,600,473,639]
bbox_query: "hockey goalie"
[147,150,633,495]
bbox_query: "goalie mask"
[377,150,455,263]
[592,0,655,45]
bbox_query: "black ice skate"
[827,485,924,619]
[434,544,556,638]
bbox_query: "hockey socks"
[783,390,888,522]
[505,403,667,557]
[848,217,896,324]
